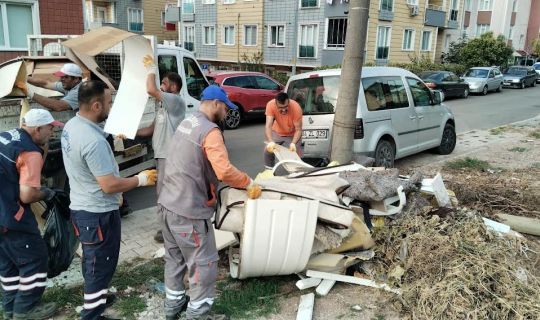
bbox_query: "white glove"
[136,169,157,187]
[289,143,297,152]
[143,55,157,75]
[266,141,276,153]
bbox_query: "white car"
[533,62,540,83]
[285,67,456,167]
[461,67,503,95]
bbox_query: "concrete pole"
[329,0,370,164]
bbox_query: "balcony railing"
[425,6,446,27]
[379,9,394,21]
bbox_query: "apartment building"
[84,0,144,34]
[462,0,532,53]
[0,0,84,63]
[143,1,178,43]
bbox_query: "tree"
[531,34,540,56]
[329,0,370,164]
[444,32,513,68]
[441,37,468,64]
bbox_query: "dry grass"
[371,209,540,320]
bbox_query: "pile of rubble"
[214,145,540,319]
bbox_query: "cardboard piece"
[307,251,374,273]
[306,270,401,295]
[0,60,27,98]
[296,293,315,320]
[328,216,375,253]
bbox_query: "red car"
[206,71,283,129]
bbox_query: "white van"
[285,67,456,167]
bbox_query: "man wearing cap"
[0,109,63,320]
[264,92,303,169]
[61,81,157,320]
[23,63,83,112]
[158,85,261,320]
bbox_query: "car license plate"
[302,129,328,139]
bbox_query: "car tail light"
[354,118,364,139]
[425,82,436,89]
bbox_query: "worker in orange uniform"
[157,85,261,320]
[264,92,303,169]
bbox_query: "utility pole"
[329,0,370,164]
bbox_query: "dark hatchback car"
[419,71,470,99]
[502,66,538,89]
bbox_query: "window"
[300,0,318,8]
[183,25,195,51]
[326,18,347,49]
[182,0,194,14]
[128,8,143,32]
[380,0,393,12]
[223,25,235,45]
[362,77,409,111]
[204,25,216,45]
[406,0,418,5]
[421,30,432,51]
[0,1,39,50]
[253,76,280,90]
[269,25,285,47]
[160,11,165,27]
[158,55,179,81]
[402,29,415,51]
[476,24,490,36]
[478,0,492,10]
[183,57,208,98]
[223,0,235,4]
[299,24,318,58]
[376,26,391,59]
[244,25,257,46]
[406,77,432,106]
[286,75,341,114]
[449,0,458,20]
[203,0,215,3]
[223,76,255,88]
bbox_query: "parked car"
[206,71,283,129]
[532,62,540,83]
[420,71,470,99]
[461,67,503,95]
[503,66,537,89]
[285,67,456,168]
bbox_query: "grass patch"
[116,295,146,320]
[42,286,83,319]
[508,147,527,152]
[529,129,540,139]
[213,277,283,319]
[445,157,491,170]
[111,258,164,290]
[489,126,508,135]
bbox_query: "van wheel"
[224,108,241,129]
[437,123,456,155]
[482,85,488,95]
[462,88,469,99]
[374,139,395,168]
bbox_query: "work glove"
[115,134,127,140]
[40,187,56,202]
[136,169,158,187]
[142,55,157,75]
[15,81,35,99]
[289,143,297,153]
[246,179,262,199]
[266,141,276,153]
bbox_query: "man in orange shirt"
[264,92,303,169]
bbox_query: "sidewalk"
[118,206,162,262]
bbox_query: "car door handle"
[188,104,194,108]
[417,115,424,120]
[409,116,416,120]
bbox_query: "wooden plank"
[315,279,336,296]
[307,270,401,295]
[296,293,315,320]
[296,277,322,290]
[496,214,540,236]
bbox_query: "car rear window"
[465,69,488,78]
[286,75,340,115]
[534,64,540,70]
[420,72,444,82]
[506,68,526,76]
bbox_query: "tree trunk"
[329,0,370,164]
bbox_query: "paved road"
[127,84,540,211]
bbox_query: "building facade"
[0,0,84,63]
[84,0,143,34]
[142,1,178,43]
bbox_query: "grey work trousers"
[158,205,219,311]
[263,132,302,169]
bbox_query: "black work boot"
[104,293,117,309]
[13,302,57,320]
[165,295,190,320]
[154,230,164,243]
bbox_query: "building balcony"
[425,5,446,28]
[378,9,394,21]
[182,13,195,22]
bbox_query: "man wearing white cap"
[0,109,63,320]
[20,63,83,112]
